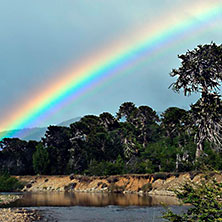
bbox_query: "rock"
[70,174,75,180]
[101,183,108,188]
[26,183,32,188]
[64,183,77,191]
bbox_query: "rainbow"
[0,1,222,140]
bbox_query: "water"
[37,205,187,222]
[9,192,180,207]
[4,192,188,221]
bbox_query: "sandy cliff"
[15,172,222,196]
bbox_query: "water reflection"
[10,192,179,207]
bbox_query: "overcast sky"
[0,0,221,130]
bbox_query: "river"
[4,192,188,221]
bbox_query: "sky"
[0,0,222,132]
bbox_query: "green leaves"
[0,173,23,192]
[163,177,222,222]
[32,143,49,175]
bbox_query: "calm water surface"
[5,192,187,221]
[10,192,180,207]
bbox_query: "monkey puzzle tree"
[116,102,137,123]
[161,107,188,140]
[131,105,159,147]
[117,102,159,148]
[170,43,222,159]
[99,112,119,131]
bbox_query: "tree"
[117,103,159,148]
[132,105,159,147]
[43,125,71,174]
[32,143,49,174]
[116,102,137,122]
[170,43,222,158]
[161,107,188,140]
[0,138,36,175]
[161,107,190,169]
[99,112,119,131]
[190,95,222,158]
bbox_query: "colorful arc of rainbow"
[1,3,222,140]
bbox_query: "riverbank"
[0,195,44,222]
[0,194,22,205]
[16,172,222,196]
[0,208,42,222]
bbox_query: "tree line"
[0,42,222,176]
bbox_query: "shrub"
[0,173,23,192]
[163,176,222,221]
[84,158,125,176]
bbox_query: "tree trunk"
[175,154,180,171]
[195,141,203,159]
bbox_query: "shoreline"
[0,208,43,222]
[0,194,22,206]
[0,171,218,222]
[0,194,44,222]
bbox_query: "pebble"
[0,208,42,222]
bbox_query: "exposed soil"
[16,172,222,196]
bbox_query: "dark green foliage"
[170,43,222,158]
[161,107,188,140]
[163,178,222,222]
[128,158,154,174]
[84,156,125,176]
[1,100,222,176]
[141,140,177,172]
[1,101,222,176]
[43,126,71,174]
[0,172,23,192]
[32,143,49,174]
[0,138,36,175]
[193,142,222,171]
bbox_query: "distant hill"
[57,117,81,127]
[0,117,81,141]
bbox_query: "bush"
[84,157,125,176]
[0,173,23,192]
[163,176,222,221]
[128,159,154,174]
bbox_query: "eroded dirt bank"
[16,172,222,196]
